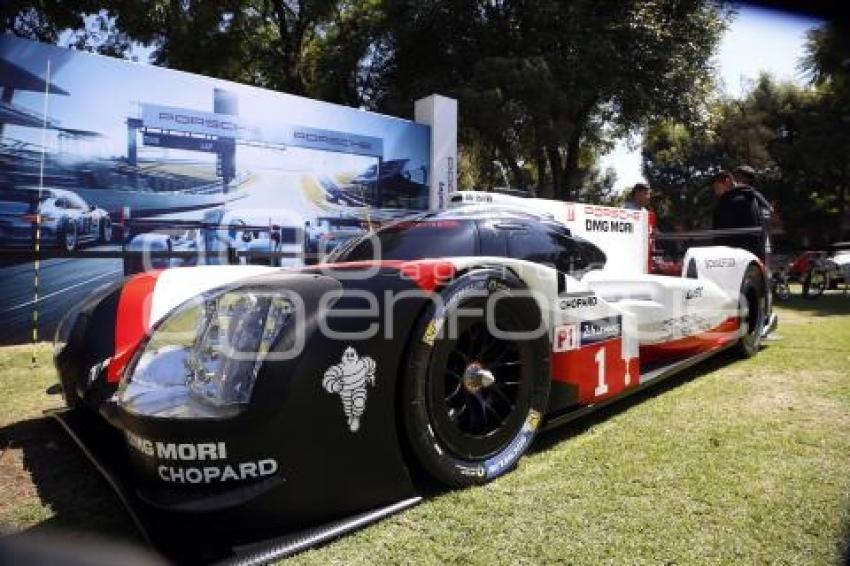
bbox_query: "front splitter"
[49,406,422,565]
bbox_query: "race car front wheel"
[736,262,767,358]
[402,268,550,487]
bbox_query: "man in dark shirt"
[731,164,773,259]
[711,170,766,259]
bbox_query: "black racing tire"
[58,370,82,408]
[59,221,78,253]
[736,262,767,358]
[402,268,550,487]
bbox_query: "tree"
[107,0,345,96]
[644,67,850,246]
[643,119,722,230]
[0,1,367,99]
[371,0,729,200]
[1,1,131,56]
[3,1,731,201]
[799,21,850,241]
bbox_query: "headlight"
[118,289,295,419]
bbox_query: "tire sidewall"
[402,268,549,486]
[737,262,766,357]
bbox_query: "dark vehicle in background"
[303,215,368,264]
[0,187,111,252]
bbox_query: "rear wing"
[448,191,651,275]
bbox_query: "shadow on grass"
[0,415,140,545]
[774,291,850,317]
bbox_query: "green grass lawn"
[1,294,849,564]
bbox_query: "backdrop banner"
[0,35,435,344]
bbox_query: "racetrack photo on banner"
[0,35,431,345]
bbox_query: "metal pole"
[33,59,51,367]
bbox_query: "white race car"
[53,191,775,560]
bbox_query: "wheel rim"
[428,317,531,460]
[65,225,77,250]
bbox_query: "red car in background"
[788,250,826,281]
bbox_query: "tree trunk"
[546,145,563,200]
[534,145,547,198]
[496,142,525,191]
[840,164,848,239]
[506,159,526,191]
[562,129,582,202]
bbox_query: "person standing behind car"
[624,182,651,210]
[732,164,774,259]
[711,170,766,260]
[624,182,658,272]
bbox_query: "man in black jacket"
[712,167,778,338]
[711,169,770,260]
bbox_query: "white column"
[415,95,458,210]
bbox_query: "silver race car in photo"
[0,186,111,251]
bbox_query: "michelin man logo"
[322,347,377,432]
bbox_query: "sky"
[599,4,824,193]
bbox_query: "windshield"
[329,217,477,262]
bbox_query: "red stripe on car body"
[310,260,457,292]
[550,337,641,404]
[639,317,740,365]
[106,270,162,383]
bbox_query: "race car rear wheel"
[60,221,78,253]
[736,262,767,358]
[402,268,549,487]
